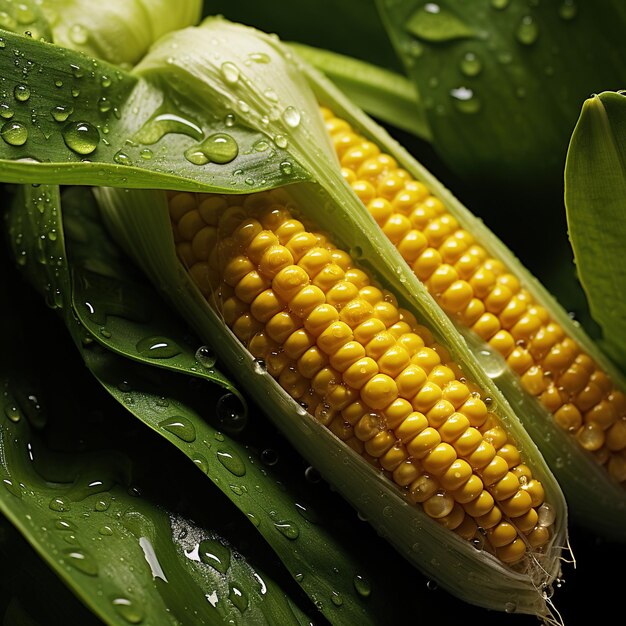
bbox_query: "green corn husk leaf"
[93,16,569,621]
[40,0,203,66]
[0,28,309,192]
[376,0,626,184]
[564,91,626,369]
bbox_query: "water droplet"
[95,495,111,511]
[136,336,181,359]
[101,75,112,88]
[113,150,131,165]
[198,538,231,573]
[49,497,69,512]
[353,574,371,597]
[62,121,99,155]
[406,3,475,42]
[249,52,270,64]
[282,106,301,128]
[69,23,88,45]
[0,103,14,119]
[516,15,539,45]
[63,548,98,576]
[14,84,30,102]
[229,584,248,612]
[2,477,22,498]
[216,446,246,476]
[192,454,209,473]
[450,86,481,114]
[185,133,239,165]
[537,503,556,527]
[159,416,196,442]
[274,520,299,539]
[260,448,278,466]
[4,404,21,422]
[253,139,270,152]
[279,161,293,176]
[112,597,144,624]
[304,466,321,483]
[195,345,216,368]
[221,61,240,85]
[460,51,482,77]
[253,358,267,374]
[426,579,438,591]
[559,0,577,20]
[99,525,113,536]
[55,519,77,532]
[139,148,153,160]
[490,0,509,9]
[224,113,236,127]
[274,134,288,149]
[51,105,73,123]
[98,97,112,113]
[1,120,28,146]
[15,5,35,24]
[216,393,247,435]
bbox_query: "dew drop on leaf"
[62,548,98,576]
[159,416,197,443]
[136,336,181,359]
[353,574,372,597]
[216,446,246,476]
[51,105,73,123]
[198,538,231,573]
[0,103,14,119]
[274,520,299,540]
[111,597,144,624]
[195,345,216,368]
[62,121,100,155]
[1,120,28,146]
[13,84,30,102]
[516,15,539,45]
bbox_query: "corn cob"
[168,188,556,566]
[319,107,626,487]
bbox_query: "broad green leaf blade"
[0,29,310,191]
[0,376,312,626]
[41,0,202,66]
[288,42,430,140]
[376,0,626,183]
[565,91,626,369]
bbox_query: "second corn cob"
[319,107,626,492]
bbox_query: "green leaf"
[0,29,310,191]
[288,42,430,140]
[564,91,626,369]
[376,0,626,184]
[0,375,313,626]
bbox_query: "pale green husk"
[96,16,568,621]
[40,0,203,66]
